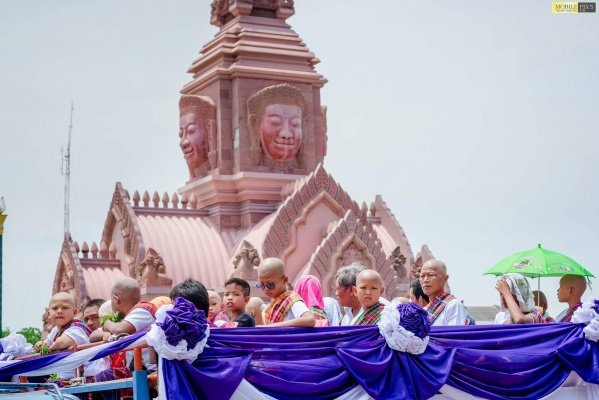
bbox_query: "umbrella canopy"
[484,244,594,279]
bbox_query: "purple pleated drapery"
[0,330,147,379]
[162,323,599,400]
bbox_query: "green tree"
[0,327,41,345]
[17,327,42,345]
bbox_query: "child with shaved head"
[556,274,587,322]
[351,270,386,325]
[207,290,230,327]
[33,292,91,379]
[257,258,315,327]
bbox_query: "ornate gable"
[101,182,146,276]
[263,164,361,260]
[53,234,88,305]
[305,209,400,299]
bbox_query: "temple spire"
[210,0,295,27]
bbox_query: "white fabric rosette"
[0,332,33,360]
[572,297,599,342]
[378,302,430,355]
[145,298,209,362]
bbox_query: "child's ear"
[250,309,255,317]
[73,308,79,316]
[351,286,357,297]
[380,287,385,295]
[220,303,224,310]
[244,297,250,305]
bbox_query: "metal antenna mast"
[61,102,74,234]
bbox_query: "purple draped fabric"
[0,330,148,379]
[90,329,148,361]
[433,322,599,400]
[1,322,596,399]
[162,326,449,400]
[163,347,253,400]
[0,352,71,378]
[161,323,599,400]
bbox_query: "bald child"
[207,290,229,327]
[34,292,91,379]
[258,257,315,327]
[246,297,265,326]
[351,270,386,325]
[556,274,587,322]
[34,292,91,353]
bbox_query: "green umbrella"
[484,243,594,278]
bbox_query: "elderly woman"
[494,273,543,324]
[295,275,330,327]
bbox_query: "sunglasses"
[255,277,284,291]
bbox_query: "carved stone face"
[179,112,208,170]
[260,104,302,161]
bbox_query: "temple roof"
[134,213,246,290]
[54,165,423,305]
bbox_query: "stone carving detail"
[247,84,307,168]
[210,0,294,27]
[341,243,365,266]
[101,183,145,277]
[41,308,52,340]
[411,245,434,280]
[388,246,407,280]
[179,95,217,180]
[53,234,92,306]
[321,105,328,157]
[230,240,261,280]
[411,255,423,280]
[263,164,361,259]
[304,209,399,298]
[59,263,76,295]
[137,248,173,288]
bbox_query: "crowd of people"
[31,257,588,390]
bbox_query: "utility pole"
[0,197,7,334]
[61,103,74,235]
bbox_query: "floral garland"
[378,302,430,355]
[145,297,209,362]
[572,297,599,342]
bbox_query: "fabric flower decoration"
[397,302,430,339]
[146,297,210,362]
[572,297,599,342]
[379,302,430,354]
[158,297,208,349]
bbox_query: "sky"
[1,1,598,330]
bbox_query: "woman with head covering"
[295,275,330,327]
[494,273,543,324]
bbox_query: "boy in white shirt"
[33,292,91,379]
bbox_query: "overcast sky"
[1,1,598,330]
